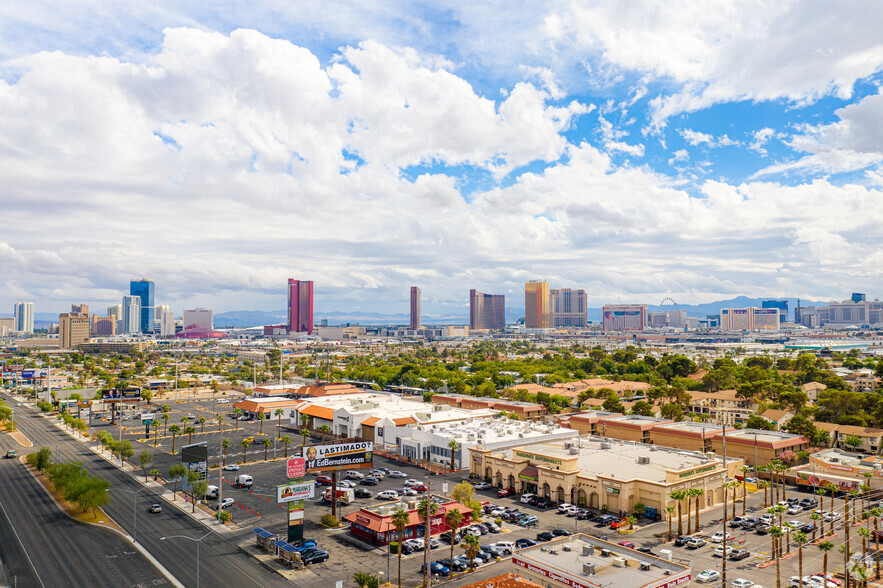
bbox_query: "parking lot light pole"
[110,486,150,543]
[161,531,212,588]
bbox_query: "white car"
[388,470,407,478]
[378,490,400,500]
[557,503,574,513]
[400,488,418,496]
[473,482,492,490]
[787,505,804,515]
[489,507,507,516]
[223,464,240,471]
[185,413,197,419]
[711,531,733,543]
[403,538,425,550]
[464,527,481,537]
[714,545,734,557]
[823,511,841,522]
[217,399,230,404]
[520,493,537,504]
[218,498,235,510]
[339,480,357,488]
[731,580,755,588]
[345,470,365,480]
[404,479,421,487]
[697,570,721,584]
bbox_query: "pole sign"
[287,457,305,478]
[277,481,315,503]
[141,412,156,424]
[301,441,373,472]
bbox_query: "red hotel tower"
[287,279,314,334]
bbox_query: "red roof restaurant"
[343,495,473,545]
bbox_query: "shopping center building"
[790,448,883,492]
[471,435,742,520]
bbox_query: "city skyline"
[1,3,882,314]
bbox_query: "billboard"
[301,441,373,472]
[21,369,42,379]
[287,457,305,479]
[181,442,208,464]
[277,481,316,503]
[102,388,141,401]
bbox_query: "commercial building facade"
[58,311,90,349]
[343,495,472,546]
[719,307,780,331]
[121,296,141,334]
[470,289,506,330]
[183,308,213,330]
[524,281,550,328]
[287,279,314,334]
[91,314,116,336]
[550,288,587,327]
[130,279,155,333]
[602,305,648,332]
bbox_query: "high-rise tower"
[287,279,314,334]
[13,302,34,333]
[524,281,550,328]
[410,287,422,329]
[129,279,155,333]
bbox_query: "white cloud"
[749,127,776,155]
[679,128,738,148]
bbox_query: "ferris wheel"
[657,297,679,313]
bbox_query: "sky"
[2,1,883,316]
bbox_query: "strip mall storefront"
[343,498,472,546]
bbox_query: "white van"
[492,541,515,555]
[234,474,253,488]
[205,485,219,499]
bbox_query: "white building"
[154,307,176,337]
[720,307,780,331]
[121,296,141,334]
[14,302,34,333]
[183,308,213,330]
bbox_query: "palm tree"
[870,507,881,579]
[185,425,195,444]
[670,490,686,536]
[665,506,676,540]
[353,571,376,588]
[741,465,752,515]
[810,511,822,541]
[693,488,704,531]
[418,498,439,584]
[463,534,480,571]
[169,424,181,452]
[391,509,410,588]
[216,413,223,433]
[770,526,783,588]
[818,541,834,582]
[863,472,874,513]
[858,527,871,566]
[198,416,206,433]
[258,412,267,436]
[162,412,170,436]
[853,565,870,588]
[300,428,310,447]
[261,438,273,461]
[794,531,808,588]
[275,408,284,438]
[684,490,692,535]
[281,435,291,457]
[845,491,853,585]
[777,461,789,502]
[222,438,229,465]
[448,439,460,472]
[318,424,331,442]
[729,480,739,520]
[233,408,242,430]
[446,509,464,573]
[240,438,251,463]
[180,415,190,428]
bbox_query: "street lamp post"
[161,531,213,588]
[110,486,150,543]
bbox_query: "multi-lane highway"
[3,394,291,588]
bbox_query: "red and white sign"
[512,555,690,588]
[287,457,305,479]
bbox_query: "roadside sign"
[277,482,315,503]
[141,412,155,422]
[442,482,448,494]
[287,457,305,479]
[301,441,373,472]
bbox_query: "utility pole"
[424,466,431,587]
[721,425,728,588]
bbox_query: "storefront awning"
[518,466,539,482]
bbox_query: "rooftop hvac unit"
[650,445,658,452]
[875,464,882,471]
[706,452,716,460]
[639,562,651,571]
[658,549,672,561]
[407,500,417,510]
[612,557,627,567]
[583,563,596,576]
[564,442,573,449]
[600,549,611,557]
[582,545,595,556]
[637,456,650,465]
[600,442,612,449]
[518,433,524,438]
[563,545,572,552]
[569,447,579,455]
[830,458,839,463]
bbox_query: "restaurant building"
[790,448,883,492]
[342,495,472,545]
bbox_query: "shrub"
[217,510,232,522]
[320,514,341,528]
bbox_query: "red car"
[497,488,515,497]
[412,484,429,492]
[316,475,333,486]
[609,519,628,529]
[618,541,635,549]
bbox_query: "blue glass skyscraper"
[130,279,155,333]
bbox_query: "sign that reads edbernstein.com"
[301,442,373,472]
[277,482,316,503]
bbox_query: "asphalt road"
[7,393,291,588]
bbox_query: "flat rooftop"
[514,534,689,588]
[653,421,729,434]
[422,418,578,445]
[499,436,722,482]
[724,428,804,443]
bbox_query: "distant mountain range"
[1,296,833,329]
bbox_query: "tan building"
[58,312,90,349]
[473,435,741,519]
[685,389,759,426]
[709,429,809,467]
[593,415,674,443]
[791,448,883,492]
[649,421,735,453]
[524,281,550,328]
[431,393,547,419]
[563,411,622,436]
[814,423,883,452]
[91,314,117,336]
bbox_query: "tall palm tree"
[669,490,686,536]
[198,416,206,433]
[162,412,170,436]
[391,509,410,588]
[318,424,331,442]
[870,507,881,579]
[818,541,834,584]
[665,506,676,541]
[463,534,480,571]
[281,435,291,457]
[300,428,310,447]
[741,465,752,515]
[261,438,273,461]
[180,415,190,428]
[684,490,692,535]
[777,461,789,502]
[216,413,223,433]
[222,438,229,465]
[794,531,808,588]
[240,438,251,463]
[693,488,704,531]
[770,526,784,588]
[759,479,771,508]
[730,481,739,520]
[446,509,463,575]
[275,408,284,439]
[258,412,267,436]
[169,424,181,452]
[418,498,439,585]
[233,408,242,430]
[826,483,837,535]
[185,425,195,444]
[846,491,853,588]
[810,512,822,541]
[858,527,871,566]
[447,439,460,472]
[862,472,873,513]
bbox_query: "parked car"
[730,516,747,527]
[596,515,617,527]
[404,479,421,487]
[800,498,819,508]
[741,518,760,530]
[148,504,162,513]
[354,488,373,498]
[536,532,555,542]
[787,505,804,515]
[564,506,580,517]
[369,470,386,479]
[473,482,492,490]
[514,538,537,549]
[302,549,330,565]
[609,519,629,529]
[636,546,654,555]
[618,541,635,549]
[552,529,571,537]
[218,497,235,510]
[711,531,733,543]
[345,470,365,480]
[714,545,734,558]
[521,493,537,504]
[517,515,538,527]
[497,488,515,497]
[674,535,693,547]
[481,545,504,558]
[223,464,240,471]
[438,558,467,572]
[686,537,707,549]
[217,399,230,404]
[557,503,574,513]
[4,449,16,459]
[403,538,425,551]
[730,548,751,561]
[440,531,461,544]
[399,487,418,496]
[420,562,449,577]
[491,541,515,555]
[755,524,771,535]
[377,490,400,500]
[536,498,556,508]
[361,477,379,486]
[429,538,441,550]
[464,527,482,537]
[388,470,407,478]
[731,580,755,588]
[412,484,428,492]
[315,475,332,485]
[696,569,722,584]
[338,480,356,488]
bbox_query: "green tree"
[463,534,480,571]
[448,439,460,472]
[198,416,206,433]
[843,434,864,451]
[140,389,153,404]
[240,438,252,462]
[138,451,153,482]
[161,412,170,436]
[445,509,464,575]
[261,437,273,461]
[168,462,187,501]
[191,478,208,513]
[31,446,52,472]
[318,424,331,442]
[630,400,654,417]
[818,540,834,586]
[69,475,110,515]
[745,414,776,431]
[300,427,310,447]
[451,482,475,505]
[168,424,181,453]
[391,508,410,588]
[281,435,291,457]
[184,425,196,445]
[669,490,686,536]
[660,402,684,422]
[274,408,284,438]
[116,440,134,464]
[222,438,229,465]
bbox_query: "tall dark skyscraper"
[287,279,314,334]
[410,286,421,329]
[129,279,154,333]
[469,289,506,330]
